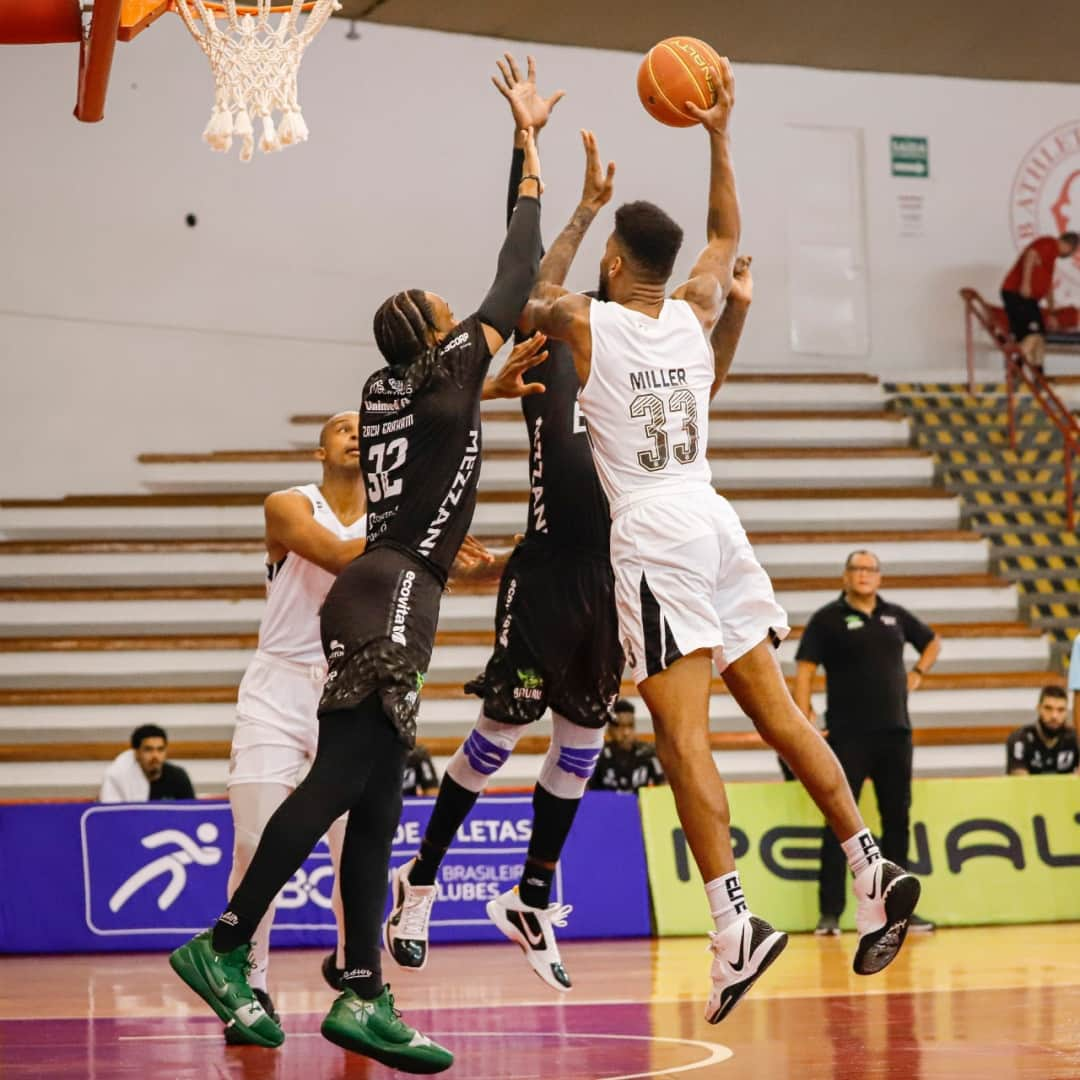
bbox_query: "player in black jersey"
[169,71,545,1073]
[383,57,616,994]
[384,55,754,996]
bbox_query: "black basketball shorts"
[464,538,624,730]
[318,544,442,748]
[1001,289,1045,342]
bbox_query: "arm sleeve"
[900,608,936,652]
[506,147,525,228]
[476,195,542,340]
[1069,637,1080,692]
[795,613,826,665]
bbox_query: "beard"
[597,267,610,302]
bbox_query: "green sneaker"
[320,986,452,1074]
[169,929,285,1048]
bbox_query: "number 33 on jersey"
[578,297,713,504]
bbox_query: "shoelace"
[545,903,573,929]
[399,887,437,939]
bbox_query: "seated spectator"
[99,724,196,802]
[589,699,666,793]
[1000,232,1080,369]
[1006,686,1078,775]
[403,743,440,796]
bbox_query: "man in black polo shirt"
[794,550,940,936]
[1006,686,1078,775]
[589,699,666,793]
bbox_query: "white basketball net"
[174,0,341,162]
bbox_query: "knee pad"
[538,713,605,800]
[446,712,525,794]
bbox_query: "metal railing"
[960,288,1079,531]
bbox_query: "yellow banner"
[639,776,1080,935]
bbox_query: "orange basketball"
[637,36,724,128]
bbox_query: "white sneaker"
[383,858,437,971]
[705,914,788,1024]
[852,859,921,975]
[485,887,573,992]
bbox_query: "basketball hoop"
[173,0,341,161]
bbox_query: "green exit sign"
[891,136,929,178]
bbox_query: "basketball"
[637,36,724,127]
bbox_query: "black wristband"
[520,174,541,190]
[913,666,926,676]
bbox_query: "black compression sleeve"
[477,194,541,340]
[507,146,525,228]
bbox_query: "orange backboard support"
[118,0,172,42]
[75,0,170,121]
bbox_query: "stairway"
[887,379,1080,667]
[0,374,1060,799]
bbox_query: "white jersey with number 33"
[578,297,713,513]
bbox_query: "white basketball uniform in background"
[228,483,366,989]
[578,298,789,684]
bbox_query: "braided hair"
[373,289,441,387]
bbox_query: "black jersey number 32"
[368,437,409,502]
[629,391,700,472]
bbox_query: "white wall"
[1,21,1078,497]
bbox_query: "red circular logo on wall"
[1010,119,1080,301]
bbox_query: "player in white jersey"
[224,410,367,1042]
[523,59,921,1022]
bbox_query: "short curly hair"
[613,201,684,283]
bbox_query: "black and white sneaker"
[486,887,572,993]
[383,857,437,971]
[814,914,841,937]
[705,914,788,1024]
[224,987,279,1045]
[852,859,921,975]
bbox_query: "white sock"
[248,959,269,993]
[705,870,748,932]
[842,828,881,877]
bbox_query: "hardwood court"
[2,924,1078,1078]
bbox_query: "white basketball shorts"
[609,489,790,685]
[228,651,328,788]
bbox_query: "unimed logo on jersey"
[1010,119,1080,301]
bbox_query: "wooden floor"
[2,925,1079,1078]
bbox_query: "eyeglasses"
[847,565,880,574]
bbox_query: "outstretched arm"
[710,255,752,398]
[477,126,543,357]
[672,57,739,333]
[521,130,614,377]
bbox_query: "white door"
[784,125,870,356]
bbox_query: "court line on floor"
[117,1029,734,1078]
[21,977,1080,1025]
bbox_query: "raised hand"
[728,255,753,305]
[683,55,734,136]
[579,130,615,212]
[483,333,549,400]
[492,53,565,134]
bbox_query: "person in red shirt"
[1001,232,1080,368]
